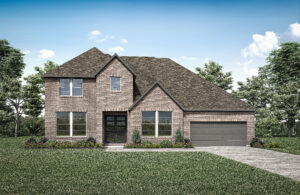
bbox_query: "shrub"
[175,128,184,143]
[25,137,37,145]
[47,140,58,147]
[184,138,191,144]
[142,141,153,148]
[75,140,86,147]
[39,137,48,144]
[86,137,96,144]
[95,143,103,148]
[184,143,194,148]
[159,140,173,148]
[264,142,283,148]
[21,116,45,136]
[255,117,280,138]
[85,142,95,147]
[250,137,264,147]
[132,128,141,144]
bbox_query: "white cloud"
[241,31,278,58]
[94,35,115,43]
[22,50,30,55]
[179,56,198,61]
[290,23,300,37]
[88,30,101,39]
[108,46,124,53]
[39,49,55,58]
[237,60,258,77]
[121,39,128,44]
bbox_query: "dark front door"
[105,115,127,143]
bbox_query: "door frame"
[104,114,127,143]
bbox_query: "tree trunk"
[14,114,19,137]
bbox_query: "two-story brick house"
[44,48,255,146]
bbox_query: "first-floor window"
[142,111,155,136]
[56,112,86,136]
[57,112,70,136]
[141,111,172,137]
[158,111,172,136]
[73,112,86,136]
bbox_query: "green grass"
[0,137,300,194]
[260,137,300,155]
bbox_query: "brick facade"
[128,85,183,143]
[45,58,255,145]
[45,78,97,141]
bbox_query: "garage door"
[190,122,247,146]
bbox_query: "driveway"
[197,146,300,181]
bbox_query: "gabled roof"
[95,54,136,77]
[129,82,185,111]
[44,48,255,112]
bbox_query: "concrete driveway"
[197,146,300,181]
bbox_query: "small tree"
[175,128,184,143]
[196,61,233,91]
[132,127,141,144]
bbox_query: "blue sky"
[1,0,299,88]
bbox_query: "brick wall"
[183,112,255,144]
[44,78,97,141]
[45,58,134,143]
[95,58,134,143]
[128,85,184,143]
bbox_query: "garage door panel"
[193,128,246,136]
[191,122,246,146]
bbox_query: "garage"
[190,122,247,146]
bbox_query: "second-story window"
[110,77,121,91]
[60,78,83,96]
[73,79,83,96]
[60,79,70,96]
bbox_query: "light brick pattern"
[183,112,255,144]
[128,85,183,143]
[45,58,254,145]
[45,78,97,141]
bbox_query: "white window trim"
[57,112,87,137]
[155,111,159,137]
[141,111,172,137]
[59,78,83,97]
[110,77,121,92]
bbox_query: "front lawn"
[0,137,300,194]
[260,137,300,155]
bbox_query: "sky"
[0,0,300,89]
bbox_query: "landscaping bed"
[24,136,103,149]
[125,140,193,148]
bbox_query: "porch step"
[104,143,125,149]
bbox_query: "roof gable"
[129,82,185,111]
[95,54,136,77]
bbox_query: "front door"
[105,115,127,143]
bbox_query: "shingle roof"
[44,47,255,112]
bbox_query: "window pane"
[73,112,86,136]
[60,79,70,96]
[57,112,70,136]
[110,77,121,91]
[73,79,83,96]
[142,111,155,136]
[158,111,172,136]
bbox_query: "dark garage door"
[190,122,247,146]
